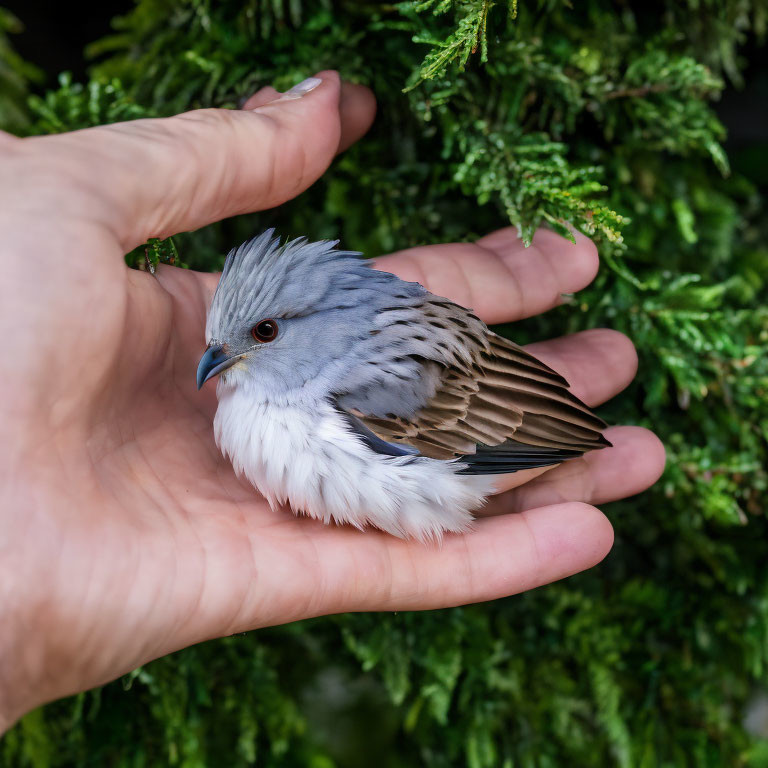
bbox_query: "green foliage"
[403,0,511,88]
[3,0,768,765]
[0,7,41,132]
[27,72,146,133]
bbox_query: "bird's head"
[196,230,424,399]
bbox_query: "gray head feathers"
[206,229,425,343]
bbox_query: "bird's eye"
[251,319,279,343]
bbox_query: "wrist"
[0,633,34,735]
[0,653,30,735]
[0,628,50,734]
[0,557,46,733]
[0,707,13,737]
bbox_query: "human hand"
[0,71,664,729]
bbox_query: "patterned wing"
[337,295,610,473]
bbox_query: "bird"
[196,230,611,541]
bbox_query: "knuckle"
[164,108,280,213]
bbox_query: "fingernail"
[278,76,323,100]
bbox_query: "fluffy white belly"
[213,386,493,540]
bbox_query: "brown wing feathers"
[355,298,610,470]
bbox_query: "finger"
[240,87,282,109]
[19,71,376,251]
[345,502,613,612]
[337,82,377,152]
[191,224,597,321]
[525,328,638,406]
[483,426,665,515]
[376,226,599,324]
[241,80,375,152]
[187,501,612,634]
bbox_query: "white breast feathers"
[213,386,494,541]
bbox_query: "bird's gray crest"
[205,229,423,341]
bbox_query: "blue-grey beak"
[197,344,239,390]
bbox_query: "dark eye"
[251,319,279,343]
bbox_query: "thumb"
[18,71,374,251]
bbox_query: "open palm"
[0,72,664,728]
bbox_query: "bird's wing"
[336,295,610,472]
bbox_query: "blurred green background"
[1,1,768,765]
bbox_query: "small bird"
[197,230,610,540]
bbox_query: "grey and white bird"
[197,230,610,540]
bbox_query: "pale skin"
[0,71,665,730]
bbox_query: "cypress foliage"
[0,7,40,132]
[2,1,768,765]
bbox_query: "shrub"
[2,1,768,765]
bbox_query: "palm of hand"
[0,73,664,725]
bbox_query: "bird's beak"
[196,344,239,390]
